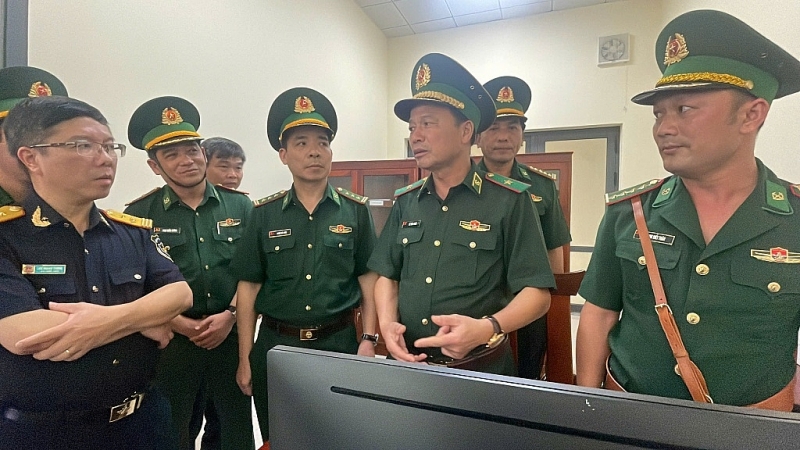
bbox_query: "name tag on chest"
[22,264,67,275]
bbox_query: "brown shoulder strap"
[631,195,713,403]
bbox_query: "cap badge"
[294,96,315,114]
[28,82,52,98]
[664,33,689,66]
[415,63,431,90]
[496,86,515,103]
[162,107,184,125]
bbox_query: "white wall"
[661,0,800,182]
[387,0,668,188]
[27,0,389,209]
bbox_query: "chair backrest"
[544,270,586,384]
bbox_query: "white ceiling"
[355,0,624,37]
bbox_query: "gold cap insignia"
[162,107,184,125]
[496,86,515,103]
[294,96,315,114]
[664,33,689,66]
[28,81,52,98]
[415,63,431,91]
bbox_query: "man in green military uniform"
[0,66,68,206]
[368,53,554,376]
[230,87,378,446]
[124,96,254,449]
[576,10,800,411]
[476,76,571,379]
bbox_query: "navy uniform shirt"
[0,193,184,411]
[230,184,376,323]
[368,164,555,360]
[580,160,800,405]
[478,158,571,250]
[124,182,252,318]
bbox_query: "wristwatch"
[361,333,379,346]
[482,315,505,348]
[226,305,237,321]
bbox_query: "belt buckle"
[109,392,144,423]
[300,327,318,341]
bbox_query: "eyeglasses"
[28,141,127,158]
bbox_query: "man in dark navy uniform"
[0,96,192,449]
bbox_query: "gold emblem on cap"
[415,63,431,90]
[28,82,52,98]
[162,107,184,125]
[664,33,689,66]
[496,86,515,103]
[294,96,315,114]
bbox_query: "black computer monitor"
[267,346,800,449]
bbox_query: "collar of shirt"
[282,183,341,211]
[418,162,484,200]
[22,190,110,233]
[161,180,219,211]
[476,157,531,183]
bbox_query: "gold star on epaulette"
[336,187,368,205]
[605,179,664,205]
[527,166,556,181]
[485,173,529,193]
[394,178,426,197]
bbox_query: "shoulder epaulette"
[485,173,529,194]
[394,178,426,197]
[215,184,249,196]
[125,187,162,206]
[605,179,664,205]
[527,165,556,181]
[253,190,288,207]
[0,205,25,223]
[335,186,368,204]
[790,184,800,199]
[101,209,153,229]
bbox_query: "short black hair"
[203,137,246,162]
[4,96,107,157]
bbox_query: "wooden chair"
[542,270,586,384]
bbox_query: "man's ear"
[278,148,289,166]
[17,146,40,174]
[146,158,162,176]
[460,120,475,145]
[740,97,769,134]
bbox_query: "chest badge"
[459,220,490,232]
[22,264,66,275]
[402,220,421,228]
[530,194,542,202]
[268,229,292,238]
[329,224,353,234]
[750,247,800,264]
[31,206,51,227]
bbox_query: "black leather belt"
[262,311,353,341]
[1,387,150,425]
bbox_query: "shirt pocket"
[109,266,147,305]
[615,238,680,298]
[397,226,424,278]
[30,278,77,306]
[322,232,355,278]
[450,228,498,287]
[264,234,297,281]
[158,232,187,261]
[213,225,243,261]
[731,258,800,300]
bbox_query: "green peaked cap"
[128,96,202,151]
[633,9,800,105]
[0,66,68,118]
[266,87,337,151]
[483,76,531,124]
[394,53,496,134]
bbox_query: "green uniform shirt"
[478,158,571,250]
[0,185,14,207]
[124,181,252,318]
[368,164,555,359]
[229,184,376,324]
[579,160,800,406]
